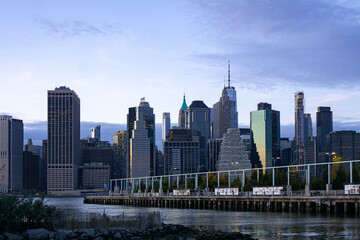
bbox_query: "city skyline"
[1,1,360,131]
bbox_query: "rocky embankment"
[0,224,256,240]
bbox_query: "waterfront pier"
[84,194,360,214]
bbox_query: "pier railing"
[109,160,360,195]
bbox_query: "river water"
[45,197,360,240]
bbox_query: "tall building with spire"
[213,61,238,139]
[178,94,188,128]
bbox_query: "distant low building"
[82,162,110,190]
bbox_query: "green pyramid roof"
[180,94,188,111]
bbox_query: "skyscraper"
[162,112,171,142]
[304,113,313,138]
[129,113,151,178]
[184,100,211,171]
[316,107,333,153]
[47,86,80,194]
[164,128,199,175]
[178,95,188,128]
[127,98,155,177]
[91,125,101,141]
[295,92,305,165]
[0,115,23,193]
[113,131,127,179]
[250,103,280,168]
[213,61,238,139]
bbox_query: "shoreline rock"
[0,224,257,240]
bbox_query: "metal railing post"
[195,174,198,189]
[217,172,220,188]
[228,172,231,188]
[177,175,179,189]
[350,162,353,184]
[307,165,310,185]
[206,173,209,189]
[257,169,259,182]
[168,176,171,189]
[160,177,163,190]
[242,171,245,187]
[287,167,290,186]
[185,175,187,189]
[272,168,275,186]
[328,164,331,185]
[146,178,148,191]
[151,177,154,190]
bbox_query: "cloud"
[194,0,360,88]
[35,18,123,38]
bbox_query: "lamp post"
[325,152,336,192]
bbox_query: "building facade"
[164,129,199,175]
[82,162,110,190]
[250,103,280,168]
[207,138,222,172]
[326,131,360,161]
[213,61,238,139]
[295,92,305,165]
[113,130,127,179]
[47,86,80,194]
[127,98,155,177]
[129,113,151,178]
[184,100,211,171]
[91,125,101,141]
[304,113,313,138]
[0,115,23,193]
[317,106,333,153]
[162,112,170,142]
[216,128,252,174]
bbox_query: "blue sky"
[1,0,360,143]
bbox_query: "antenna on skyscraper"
[228,60,230,88]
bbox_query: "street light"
[325,152,336,162]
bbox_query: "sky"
[1,0,360,144]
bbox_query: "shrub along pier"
[84,195,360,215]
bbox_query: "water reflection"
[44,198,360,240]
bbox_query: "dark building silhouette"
[213,61,238,139]
[41,140,47,191]
[317,107,333,153]
[304,137,317,178]
[326,131,360,161]
[155,146,164,176]
[304,113,313,138]
[185,100,211,171]
[113,131,127,179]
[208,138,222,172]
[23,151,40,191]
[164,129,199,175]
[47,86,80,194]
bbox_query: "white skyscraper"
[91,125,101,140]
[0,115,23,193]
[162,112,171,142]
